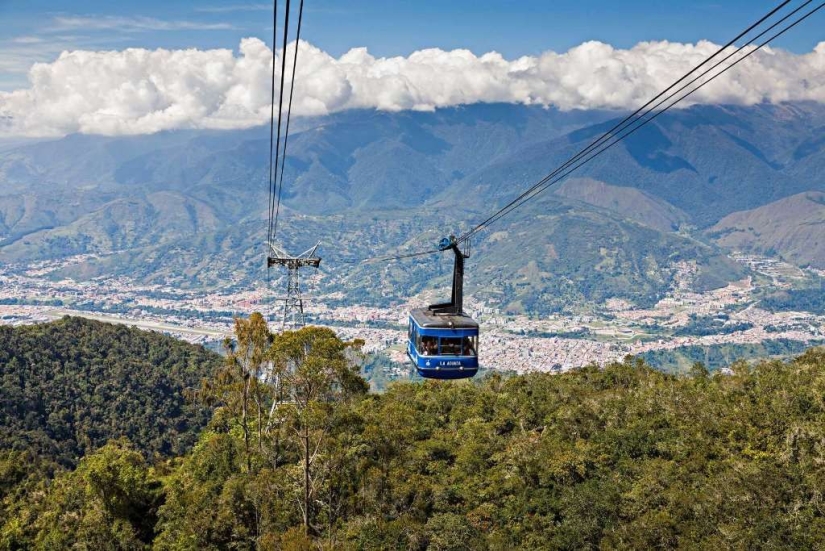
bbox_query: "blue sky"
[1,0,822,91]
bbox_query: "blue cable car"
[407,236,480,379]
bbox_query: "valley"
[1,102,824,376]
[2,248,822,377]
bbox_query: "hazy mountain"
[708,191,825,269]
[1,101,823,310]
[0,104,613,249]
[554,178,690,232]
[1,191,222,262]
[441,102,825,226]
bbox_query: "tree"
[2,439,160,550]
[154,320,368,547]
[269,326,367,535]
[196,313,273,473]
[0,317,218,467]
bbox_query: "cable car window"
[439,337,462,356]
[462,336,477,356]
[420,336,437,356]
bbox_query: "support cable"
[335,243,447,264]
[267,0,293,247]
[272,0,305,241]
[266,0,279,247]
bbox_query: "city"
[2,251,822,378]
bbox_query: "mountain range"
[1,101,823,312]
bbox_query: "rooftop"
[410,307,479,329]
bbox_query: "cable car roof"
[409,307,479,329]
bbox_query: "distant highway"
[45,309,230,339]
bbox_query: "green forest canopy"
[2,315,825,549]
[0,316,220,467]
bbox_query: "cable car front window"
[439,337,462,356]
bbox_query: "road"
[44,309,230,339]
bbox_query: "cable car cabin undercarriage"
[408,236,479,379]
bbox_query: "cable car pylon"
[267,241,321,331]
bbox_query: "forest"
[0,317,220,466]
[2,315,825,549]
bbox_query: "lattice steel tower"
[267,242,321,331]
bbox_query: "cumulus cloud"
[1,38,824,137]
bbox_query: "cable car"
[408,236,479,379]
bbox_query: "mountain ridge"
[1,102,823,310]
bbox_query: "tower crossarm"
[266,241,322,331]
[267,257,321,268]
[267,241,322,269]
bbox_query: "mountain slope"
[2,102,824,307]
[0,103,613,253]
[554,178,690,232]
[707,191,825,268]
[43,192,743,312]
[467,195,741,312]
[1,191,222,261]
[0,317,220,466]
[441,102,825,227]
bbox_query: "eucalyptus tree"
[268,326,367,534]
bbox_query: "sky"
[0,0,823,137]
[2,0,824,90]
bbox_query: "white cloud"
[51,15,236,32]
[11,37,45,45]
[195,4,271,13]
[1,38,824,137]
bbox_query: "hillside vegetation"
[0,317,220,467]
[3,316,825,549]
[554,178,690,232]
[708,191,825,269]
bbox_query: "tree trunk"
[273,379,283,467]
[242,375,251,473]
[257,392,263,454]
[303,427,311,533]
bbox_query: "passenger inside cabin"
[421,337,437,355]
[441,338,461,355]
